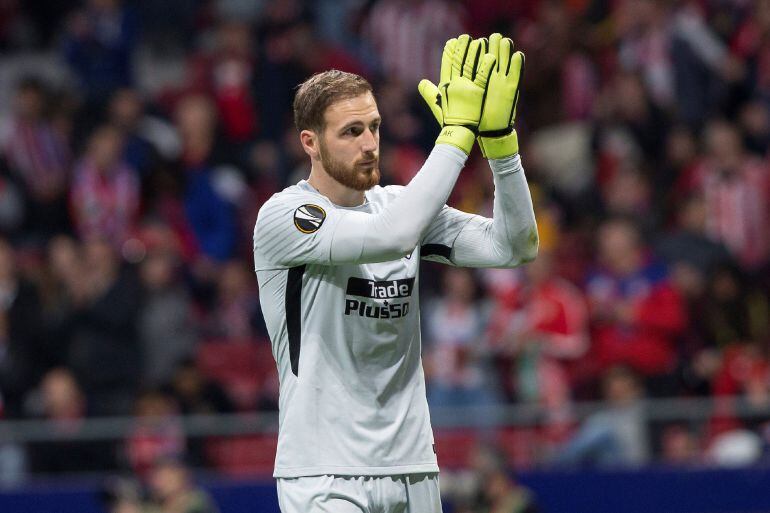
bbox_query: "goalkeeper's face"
[317,92,381,191]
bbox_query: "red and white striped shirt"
[693,158,770,270]
[363,0,466,86]
[70,159,140,246]
[2,118,70,200]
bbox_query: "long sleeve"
[253,145,468,269]
[422,154,538,268]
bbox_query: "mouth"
[357,159,378,167]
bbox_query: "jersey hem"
[273,462,440,478]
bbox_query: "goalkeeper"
[253,33,537,513]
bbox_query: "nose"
[361,128,377,153]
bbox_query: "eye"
[370,121,381,132]
[344,126,363,136]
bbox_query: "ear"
[300,129,320,160]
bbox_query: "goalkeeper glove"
[477,33,525,159]
[418,34,496,155]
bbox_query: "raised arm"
[453,155,538,267]
[421,154,538,268]
[254,36,497,270]
[329,145,467,263]
[421,33,538,268]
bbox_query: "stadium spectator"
[614,0,743,125]
[555,365,650,468]
[656,193,732,299]
[173,94,239,266]
[485,247,589,435]
[311,0,371,52]
[38,235,82,369]
[729,0,770,101]
[705,338,770,439]
[146,456,219,513]
[660,424,702,467]
[656,198,736,377]
[166,359,234,467]
[108,86,182,163]
[108,88,161,178]
[27,367,113,474]
[423,267,499,409]
[98,476,145,513]
[0,237,45,417]
[602,167,654,229]
[167,360,233,417]
[684,120,770,271]
[586,217,687,396]
[362,0,466,85]
[66,238,141,416]
[592,71,667,223]
[1,77,71,240]
[187,21,259,145]
[0,387,25,485]
[203,260,266,342]
[713,341,770,411]
[125,390,185,478]
[253,0,311,141]
[137,223,198,389]
[699,264,770,351]
[0,238,35,481]
[62,0,139,106]
[289,20,369,82]
[455,442,540,513]
[661,125,700,217]
[69,125,140,247]
[0,156,26,238]
[738,100,770,158]
[512,0,581,130]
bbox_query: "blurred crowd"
[98,457,219,513]
[1,0,770,489]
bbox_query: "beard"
[319,139,380,191]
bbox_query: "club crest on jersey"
[293,204,326,234]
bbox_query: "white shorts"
[276,473,442,513]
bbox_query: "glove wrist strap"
[436,126,476,155]
[478,130,519,159]
[478,127,514,138]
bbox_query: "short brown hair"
[293,70,373,132]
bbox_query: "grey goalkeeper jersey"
[253,180,474,478]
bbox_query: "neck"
[307,164,365,207]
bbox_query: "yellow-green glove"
[418,35,496,155]
[418,37,455,126]
[477,33,525,159]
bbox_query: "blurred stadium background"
[1,0,770,512]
